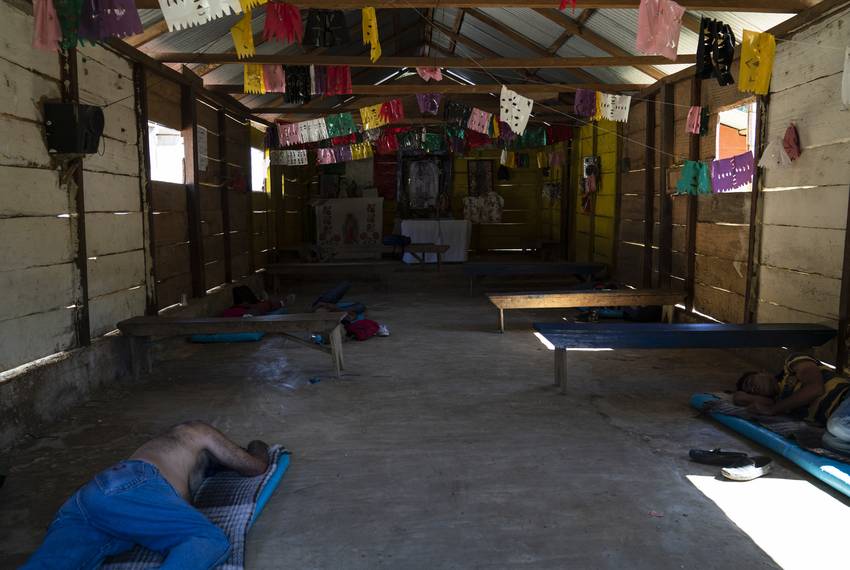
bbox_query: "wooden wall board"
[0,264,75,321]
[616,242,644,285]
[767,74,850,150]
[695,254,747,295]
[0,57,61,123]
[155,242,190,280]
[146,75,182,130]
[87,250,146,298]
[694,282,745,323]
[619,219,645,243]
[153,212,189,245]
[151,182,187,212]
[0,308,75,372]
[761,186,848,230]
[697,193,751,224]
[0,2,62,78]
[84,140,140,178]
[204,260,226,290]
[0,116,53,168]
[763,142,850,189]
[758,264,841,320]
[695,222,749,261]
[770,11,850,93]
[156,272,192,308]
[760,224,844,278]
[232,253,250,279]
[201,212,224,237]
[671,195,688,225]
[86,212,144,256]
[88,286,146,337]
[203,235,225,262]
[756,300,839,364]
[0,217,74,271]
[0,166,67,216]
[620,194,646,221]
[85,171,141,213]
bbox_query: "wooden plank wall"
[226,116,252,280]
[0,3,78,370]
[77,46,146,336]
[252,191,273,269]
[618,100,652,285]
[755,7,850,359]
[197,100,226,291]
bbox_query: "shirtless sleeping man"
[23,421,269,570]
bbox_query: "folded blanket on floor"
[102,446,290,570]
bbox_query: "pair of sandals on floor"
[690,449,772,481]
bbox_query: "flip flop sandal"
[689,448,750,466]
[721,456,773,481]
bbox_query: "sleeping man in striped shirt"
[734,354,850,453]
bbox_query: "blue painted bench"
[463,262,608,294]
[532,322,837,394]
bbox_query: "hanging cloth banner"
[299,118,329,143]
[675,160,712,195]
[325,113,357,138]
[360,103,388,131]
[55,0,84,49]
[270,149,308,166]
[351,141,374,160]
[362,7,382,63]
[317,147,337,165]
[158,0,241,32]
[783,123,801,161]
[711,151,754,192]
[78,0,143,41]
[264,2,302,44]
[334,145,353,162]
[592,91,605,121]
[33,0,62,51]
[491,116,500,139]
[843,47,850,110]
[416,67,442,82]
[303,9,349,47]
[263,65,286,93]
[423,132,444,153]
[467,108,493,135]
[600,94,631,122]
[244,64,265,94]
[284,66,311,104]
[636,0,685,62]
[325,66,352,96]
[416,93,441,115]
[239,0,265,10]
[379,99,405,123]
[559,0,576,11]
[377,131,399,154]
[686,106,701,134]
[696,18,736,86]
[444,101,472,126]
[758,138,792,169]
[230,11,255,59]
[277,122,301,147]
[500,85,534,136]
[574,89,597,118]
[739,30,776,95]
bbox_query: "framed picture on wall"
[467,160,493,197]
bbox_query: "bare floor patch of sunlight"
[687,475,850,569]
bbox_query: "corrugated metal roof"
[130,6,799,119]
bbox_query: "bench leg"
[499,309,505,334]
[662,305,674,323]
[554,348,567,390]
[329,325,344,377]
[436,252,442,271]
[128,336,152,381]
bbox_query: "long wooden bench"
[464,262,607,294]
[397,243,451,269]
[487,289,686,333]
[118,312,348,379]
[533,322,837,394]
[265,261,397,293]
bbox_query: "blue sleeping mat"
[691,393,850,498]
[190,332,265,343]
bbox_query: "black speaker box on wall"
[44,102,105,155]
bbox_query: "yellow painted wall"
[453,146,564,251]
[572,120,618,265]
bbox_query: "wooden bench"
[464,262,607,294]
[533,322,837,394]
[487,289,686,333]
[265,261,396,293]
[117,313,348,380]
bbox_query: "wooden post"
[835,182,850,372]
[182,83,205,297]
[60,48,91,346]
[562,138,574,260]
[134,63,158,315]
[270,164,284,263]
[218,109,233,283]
[743,96,767,323]
[612,123,624,276]
[642,95,656,288]
[658,83,675,289]
[588,122,599,262]
[244,117,256,273]
[685,77,702,311]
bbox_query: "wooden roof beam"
[153,53,696,67]
[124,19,168,48]
[211,82,647,95]
[133,0,813,12]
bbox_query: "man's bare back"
[131,421,269,501]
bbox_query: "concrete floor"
[1,273,848,568]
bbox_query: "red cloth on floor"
[345,319,379,341]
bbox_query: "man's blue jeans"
[22,460,230,570]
